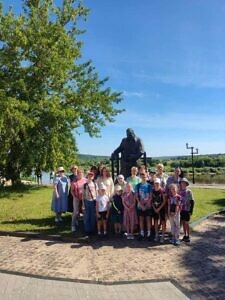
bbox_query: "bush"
[195,174,225,184]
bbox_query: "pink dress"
[123,191,138,230]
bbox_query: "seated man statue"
[111,128,145,178]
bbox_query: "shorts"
[152,208,166,221]
[137,208,152,217]
[111,213,123,224]
[97,211,107,221]
[180,211,190,222]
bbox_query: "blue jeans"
[84,199,96,234]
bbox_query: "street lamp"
[186,143,199,184]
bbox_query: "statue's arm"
[111,140,124,159]
[138,138,145,155]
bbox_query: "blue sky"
[3,0,225,157]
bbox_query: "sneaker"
[160,236,164,243]
[185,236,190,243]
[138,234,144,241]
[71,226,76,232]
[55,217,59,223]
[181,235,187,242]
[58,216,63,222]
[169,238,175,244]
[174,239,181,246]
[154,235,159,242]
[127,235,131,240]
[129,235,134,240]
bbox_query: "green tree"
[0,0,123,184]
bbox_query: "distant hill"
[78,153,225,161]
[77,154,110,161]
[153,153,225,160]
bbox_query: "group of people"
[51,164,195,246]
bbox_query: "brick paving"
[0,213,225,299]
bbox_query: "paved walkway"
[190,183,225,189]
[0,213,225,299]
[0,272,188,300]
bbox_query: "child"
[135,172,152,239]
[168,183,181,246]
[96,183,110,236]
[122,183,138,240]
[111,185,124,235]
[150,178,166,242]
[179,178,195,242]
[114,174,127,192]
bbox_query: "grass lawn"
[191,187,225,222]
[0,185,72,236]
[0,185,224,235]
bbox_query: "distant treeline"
[77,153,225,171]
[149,154,225,169]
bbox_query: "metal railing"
[111,152,147,181]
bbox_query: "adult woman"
[51,167,69,222]
[165,167,181,197]
[155,163,168,189]
[67,165,78,212]
[96,166,114,200]
[82,171,98,235]
[126,166,141,190]
[71,168,87,232]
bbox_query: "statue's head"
[126,128,135,140]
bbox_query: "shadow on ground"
[1,215,72,235]
[1,215,173,249]
[181,213,225,299]
[0,184,49,199]
[211,196,225,208]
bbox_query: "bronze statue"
[111,128,145,178]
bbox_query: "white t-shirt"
[96,194,109,212]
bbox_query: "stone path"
[0,272,188,300]
[0,213,225,299]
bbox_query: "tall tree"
[0,0,123,184]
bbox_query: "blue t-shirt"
[135,182,152,208]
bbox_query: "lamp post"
[186,143,199,184]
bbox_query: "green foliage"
[151,154,225,170]
[0,0,123,184]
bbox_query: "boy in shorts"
[135,172,152,239]
[179,178,195,242]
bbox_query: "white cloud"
[135,60,225,88]
[110,110,225,131]
[123,91,145,98]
